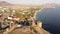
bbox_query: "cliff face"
[8,26,50,34]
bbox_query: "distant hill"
[0,1,13,6]
[0,1,34,8]
[0,1,56,9]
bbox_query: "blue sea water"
[36,5,60,34]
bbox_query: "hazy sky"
[0,0,60,5]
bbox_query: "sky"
[0,0,60,5]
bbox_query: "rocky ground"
[8,26,50,34]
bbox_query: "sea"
[36,5,60,34]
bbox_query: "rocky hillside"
[8,26,50,34]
